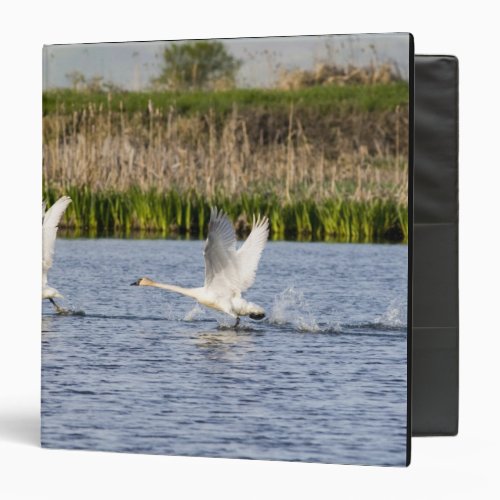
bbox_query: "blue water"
[41,239,408,466]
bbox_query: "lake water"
[41,239,408,466]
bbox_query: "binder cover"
[42,33,413,466]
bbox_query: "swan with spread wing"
[42,196,72,312]
[132,207,269,327]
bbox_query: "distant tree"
[66,71,86,91]
[65,71,122,93]
[153,41,241,90]
[86,75,104,92]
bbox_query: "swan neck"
[150,281,200,299]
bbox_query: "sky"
[43,33,410,90]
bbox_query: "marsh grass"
[44,186,407,242]
[43,87,408,242]
[43,99,407,197]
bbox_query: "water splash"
[54,299,85,316]
[184,304,206,322]
[213,313,239,329]
[268,289,406,335]
[269,287,320,332]
[325,320,343,333]
[374,297,407,329]
[160,303,206,322]
[162,303,178,321]
[56,308,86,316]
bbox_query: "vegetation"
[42,83,409,242]
[42,82,408,116]
[43,186,407,242]
[153,41,241,90]
[65,71,123,93]
[278,62,404,89]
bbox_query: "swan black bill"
[130,280,140,286]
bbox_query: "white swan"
[42,196,72,312]
[132,207,269,326]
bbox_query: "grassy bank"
[44,186,408,242]
[43,83,408,116]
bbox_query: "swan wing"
[203,207,240,291]
[42,196,71,283]
[236,214,269,291]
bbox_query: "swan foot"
[49,298,65,314]
[249,312,265,320]
[234,317,240,329]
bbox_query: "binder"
[41,34,460,466]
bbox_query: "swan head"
[130,277,154,287]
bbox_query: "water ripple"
[41,239,408,466]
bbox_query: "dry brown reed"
[43,101,408,205]
[278,63,402,90]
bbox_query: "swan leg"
[234,317,240,329]
[49,298,64,314]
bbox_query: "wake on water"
[43,288,406,336]
[45,298,86,316]
[268,286,407,334]
[56,308,86,316]
[143,291,407,335]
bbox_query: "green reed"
[44,186,407,243]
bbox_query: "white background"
[1,1,499,498]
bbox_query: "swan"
[42,196,71,312]
[132,207,269,327]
